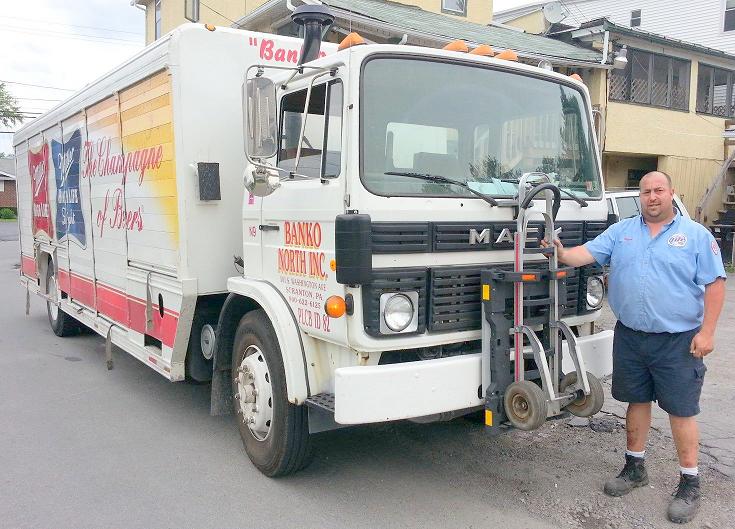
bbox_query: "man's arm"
[691,277,726,358]
[542,239,597,267]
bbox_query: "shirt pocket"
[610,238,637,269]
[663,246,696,280]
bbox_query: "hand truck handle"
[518,183,561,221]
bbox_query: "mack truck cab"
[212,5,614,477]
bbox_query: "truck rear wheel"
[231,309,312,477]
[46,265,82,337]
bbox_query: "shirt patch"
[667,233,687,247]
[711,240,720,255]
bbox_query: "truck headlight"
[379,292,418,333]
[586,276,604,310]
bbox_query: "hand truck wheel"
[503,380,548,431]
[560,371,604,417]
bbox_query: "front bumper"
[333,330,614,425]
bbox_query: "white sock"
[626,449,645,459]
[680,466,698,477]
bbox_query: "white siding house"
[496,0,735,55]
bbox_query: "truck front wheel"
[231,309,312,477]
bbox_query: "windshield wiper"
[520,178,589,208]
[384,171,498,206]
[556,187,588,207]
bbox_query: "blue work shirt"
[584,212,726,333]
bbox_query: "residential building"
[0,158,17,212]
[134,0,493,44]
[551,19,735,226]
[495,1,735,55]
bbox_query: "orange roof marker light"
[495,49,518,62]
[204,23,216,32]
[470,44,495,57]
[443,40,469,53]
[338,32,366,51]
[569,73,583,82]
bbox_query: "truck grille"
[362,221,605,336]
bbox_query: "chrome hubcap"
[235,345,273,441]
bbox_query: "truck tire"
[231,309,312,477]
[46,265,82,337]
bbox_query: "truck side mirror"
[245,77,278,159]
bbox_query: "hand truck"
[481,173,604,432]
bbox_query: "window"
[442,0,467,16]
[0,181,4,192]
[696,64,735,117]
[617,196,640,219]
[631,9,642,27]
[725,0,735,32]
[361,58,602,199]
[278,81,343,178]
[155,0,162,40]
[609,48,690,110]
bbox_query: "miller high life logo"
[29,143,53,238]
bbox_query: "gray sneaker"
[667,474,701,524]
[603,455,649,497]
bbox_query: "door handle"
[258,224,280,232]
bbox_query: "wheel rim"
[235,345,274,441]
[48,275,59,321]
[510,393,532,421]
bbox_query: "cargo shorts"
[612,321,707,417]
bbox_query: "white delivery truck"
[14,5,614,476]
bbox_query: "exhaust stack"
[292,4,334,66]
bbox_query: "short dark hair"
[640,171,672,188]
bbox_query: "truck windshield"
[361,57,602,199]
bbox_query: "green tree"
[0,82,22,127]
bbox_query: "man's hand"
[540,238,565,260]
[540,238,596,267]
[690,331,715,358]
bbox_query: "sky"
[0,0,145,155]
[0,0,537,157]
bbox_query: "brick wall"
[0,180,17,210]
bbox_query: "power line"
[0,80,75,92]
[1,26,143,45]
[15,97,62,102]
[201,2,238,25]
[0,15,144,36]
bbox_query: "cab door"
[259,77,347,344]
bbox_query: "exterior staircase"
[696,121,735,264]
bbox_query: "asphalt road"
[1,221,733,529]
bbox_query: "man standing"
[547,171,726,524]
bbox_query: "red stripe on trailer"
[58,269,72,293]
[127,296,178,348]
[21,255,37,278]
[46,266,180,348]
[69,272,95,308]
[96,283,130,327]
